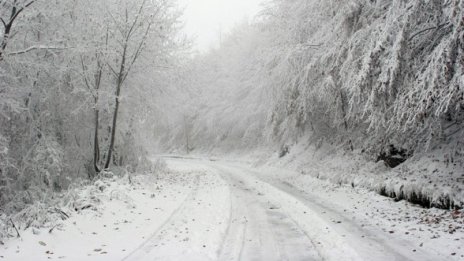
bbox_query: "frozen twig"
[6,45,70,56]
[9,218,20,238]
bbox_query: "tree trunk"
[339,89,354,151]
[104,45,127,169]
[184,115,190,154]
[91,61,103,176]
[93,108,100,173]
[0,17,14,60]
[104,92,120,169]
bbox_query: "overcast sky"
[179,0,265,52]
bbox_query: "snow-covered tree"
[161,0,463,162]
[0,0,184,211]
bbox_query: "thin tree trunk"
[93,108,100,173]
[331,70,353,151]
[102,1,150,169]
[104,91,120,169]
[104,45,127,169]
[339,89,354,151]
[184,115,190,154]
[0,20,12,59]
[93,31,108,174]
[84,57,103,176]
[340,89,349,131]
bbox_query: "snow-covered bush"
[0,134,11,206]
[152,158,167,174]
[0,170,141,241]
[0,213,7,241]
[28,137,64,191]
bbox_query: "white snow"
[2,156,463,260]
[1,169,197,260]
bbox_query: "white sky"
[179,0,265,52]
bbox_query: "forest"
[0,0,463,259]
[158,0,464,158]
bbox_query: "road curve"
[123,157,444,261]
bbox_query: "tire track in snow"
[124,167,231,261]
[215,175,250,261]
[122,174,201,261]
[215,177,240,260]
[213,162,443,261]
[212,165,320,261]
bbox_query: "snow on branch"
[6,45,70,56]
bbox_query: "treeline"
[161,0,463,160]
[0,0,183,213]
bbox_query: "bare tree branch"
[409,22,450,42]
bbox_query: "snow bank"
[267,142,464,209]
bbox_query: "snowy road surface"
[2,157,459,260]
[123,158,442,261]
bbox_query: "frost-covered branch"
[408,22,450,41]
[0,0,35,60]
[6,45,69,56]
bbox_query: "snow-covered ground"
[263,143,464,210]
[1,157,463,260]
[0,167,199,260]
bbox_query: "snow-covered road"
[2,157,460,260]
[123,157,444,261]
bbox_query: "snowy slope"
[264,142,464,209]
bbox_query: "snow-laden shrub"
[0,134,11,207]
[152,157,167,174]
[111,130,153,174]
[0,134,7,156]
[0,171,137,240]
[12,202,65,231]
[24,136,64,191]
[0,213,7,241]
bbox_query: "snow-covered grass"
[0,158,199,260]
